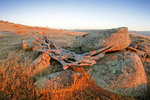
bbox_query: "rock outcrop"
[0,31,19,37]
[31,53,51,75]
[86,51,147,97]
[73,27,131,53]
[32,27,150,98]
[22,36,36,51]
[36,70,75,89]
[127,33,150,60]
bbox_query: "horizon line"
[1,20,150,32]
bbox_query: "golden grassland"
[1,20,150,99]
[0,20,93,100]
[0,49,140,100]
[0,52,103,100]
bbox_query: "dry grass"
[0,54,95,100]
[0,39,144,100]
[1,21,145,99]
[0,42,140,99]
[0,51,123,100]
[0,54,36,99]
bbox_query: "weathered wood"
[33,36,112,70]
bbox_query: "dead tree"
[33,36,112,71]
[32,36,130,99]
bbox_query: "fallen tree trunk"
[33,36,112,70]
[33,36,132,99]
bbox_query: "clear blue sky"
[0,0,150,31]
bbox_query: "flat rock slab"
[86,51,147,97]
[0,31,19,37]
[35,70,75,89]
[73,27,131,53]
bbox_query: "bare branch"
[33,36,112,70]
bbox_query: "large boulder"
[73,27,131,53]
[86,51,147,97]
[35,70,75,89]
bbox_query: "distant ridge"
[0,20,85,36]
[69,29,150,36]
[130,31,150,36]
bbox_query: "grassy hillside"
[0,20,149,99]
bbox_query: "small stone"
[129,42,137,48]
[132,39,144,44]
[137,46,146,52]
[22,36,36,51]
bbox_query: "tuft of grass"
[0,54,37,99]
